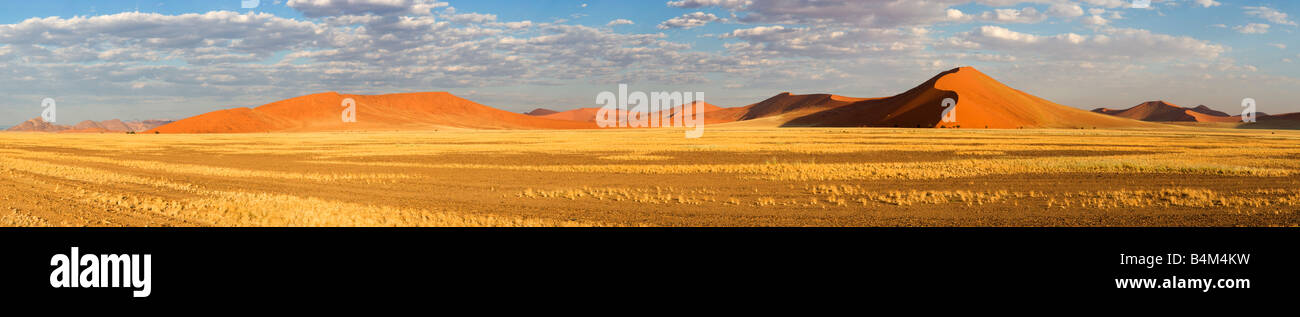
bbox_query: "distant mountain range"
[1091,100,1295,125]
[5,118,174,133]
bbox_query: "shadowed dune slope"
[1242,112,1300,129]
[737,93,871,120]
[780,67,1158,128]
[1190,105,1230,117]
[149,92,595,133]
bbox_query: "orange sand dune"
[775,67,1158,129]
[1098,101,1240,123]
[149,92,595,133]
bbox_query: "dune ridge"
[148,92,595,133]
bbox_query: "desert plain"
[1,127,1298,227]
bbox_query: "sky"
[0,0,1297,123]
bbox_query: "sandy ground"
[1,127,1298,227]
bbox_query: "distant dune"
[539,107,602,122]
[524,108,559,116]
[1266,112,1300,121]
[1241,112,1300,129]
[148,92,594,133]
[1094,100,1240,123]
[1189,105,1230,117]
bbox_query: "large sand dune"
[738,67,1159,128]
[148,92,594,133]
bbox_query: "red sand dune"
[769,67,1157,128]
[1096,101,1240,123]
[148,92,595,133]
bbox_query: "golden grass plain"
[2,127,1299,227]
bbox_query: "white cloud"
[1081,15,1109,26]
[1234,23,1270,34]
[1046,3,1084,18]
[1193,0,1220,8]
[287,0,449,17]
[658,12,721,29]
[1076,0,1130,8]
[607,19,634,26]
[443,12,497,24]
[679,0,970,28]
[1244,6,1296,26]
[667,0,752,9]
[948,26,1225,61]
[980,7,1047,24]
[721,25,927,58]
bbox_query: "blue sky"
[1,0,1297,123]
